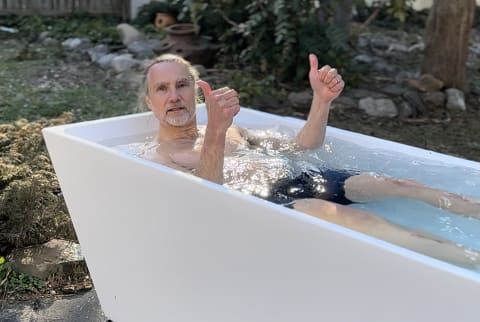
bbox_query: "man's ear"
[144,95,153,110]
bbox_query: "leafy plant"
[1,14,122,44]
[132,1,183,27]
[170,0,352,82]
[0,257,45,298]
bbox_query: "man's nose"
[168,88,180,101]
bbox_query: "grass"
[0,56,137,123]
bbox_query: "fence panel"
[0,0,129,18]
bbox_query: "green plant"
[170,0,352,82]
[132,1,183,27]
[0,257,45,298]
[226,69,276,104]
[1,14,122,44]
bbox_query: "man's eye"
[177,82,189,88]
[157,86,167,92]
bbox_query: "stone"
[61,37,92,51]
[331,96,357,109]
[408,42,425,52]
[43,37,59,46]
[407,74,444,92]
[379,83,406,96]
[127,39,162,59]
[96,53,116,70]
[116,23,144,46]
[112,54,139,73]
[87,44,110,63]
[347,88,386,99]
[7,239,83,279]
[372,60,396,74]
[358,97,398,118]
[288,90,313,109]
[397,101,416,118]
[403,90,427,114]
[38,31,50,41]
[445,88,466,111]
[352,54,373,64]
[421,91,446,108]
[387,43,409,53]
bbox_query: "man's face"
[145,62,196,127]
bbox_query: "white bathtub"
[43,105,480,322]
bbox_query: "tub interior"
[89,105,480,262]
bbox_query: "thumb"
[309,53,318,72]
[197,80,212,97]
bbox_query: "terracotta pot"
[155,23,217,66]
[155,13,176,30]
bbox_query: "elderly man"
[140,53,480,268]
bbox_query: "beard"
[165,108,193,127]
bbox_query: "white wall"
[365,0,480,11]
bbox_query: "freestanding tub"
[43,105,480,322]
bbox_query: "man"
[140,53,480,268]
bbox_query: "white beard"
[165,110,192,127]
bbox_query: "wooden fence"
[0,0,130,19]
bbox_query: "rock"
[347,88,386,99]
[43,37,59,46]
[116,23,144,46]
[421,91,446,108]
[0,289,106,322]
[61,37,92,51]
[387,43,409,53]
[288,90,313,109]
[96,53,116,70]
[445,88,466,111]
[7,239,83,279]
[112,54,139,73]
[38,31,50,41]
[407,74,444,92]
[352,54,373,64]
[331,96,357,109]
[397,101,416,118]
[403,90,426,114]
[408,42,425,53]
[87,44,110,63]
[372,60,396,74]
[358,97,398,118]
[379,83,406,96]
[127,39,162,59]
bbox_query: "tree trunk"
[317,0,353,33]
[421,0,475,92]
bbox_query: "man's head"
[144,54,200,127]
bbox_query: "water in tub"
[110,126,480,271]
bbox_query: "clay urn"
[154,23,217,66]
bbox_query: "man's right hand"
[197,80,240,135]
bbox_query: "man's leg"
[343,173,480,218]
[291,198,479,268]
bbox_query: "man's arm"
[196,80,240,184]
[295,54,344,150]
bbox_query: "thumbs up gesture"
[197,80,240,135]
[308,53,344,103]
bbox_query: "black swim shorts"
[265,168,359,206]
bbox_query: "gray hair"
[136,54,200,112]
